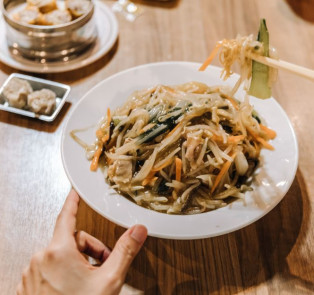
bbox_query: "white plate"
[0,1,118,73]
[61,62,298,239]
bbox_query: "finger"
[16,282,23,295]
[21,267,33,295]
[75,230,111,262]
[100,225,147,279]
[53,189,80,243]
[28,252,44,292]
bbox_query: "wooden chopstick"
[247,52,314,81]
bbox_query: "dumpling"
[66,0,91,19]
[2,78,33,109]
[13,6,41,25]
[27,0,57,14]
[39,9,72,25]
[27,89,56,115]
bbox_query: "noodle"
[87,82,276,214]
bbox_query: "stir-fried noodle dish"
[73,20,277,215]
[84,81,276,215]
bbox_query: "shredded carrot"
[228,135,246,144]
[225,95,239,110]
[248,129,275,150]
[105,108,111,129]
[256,137,275,150]
[211,153,236,194]
[142,178,150,186]
[199,43,222,71]
[211,134,245,144]
[210,134,220,142]
[142,176,158,187]
[107,157,113,165]
[90,146,103,171]
[102,134,110,143]
[96,129,103,138]
[151,177,158,185]
[96,108,111,142]
[175,157,182,182]
[260,124,277,140]
[142,171,157,186]
[152,157,174,172]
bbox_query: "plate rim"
[61,61,299,239]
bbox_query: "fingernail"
[130,225,147,244]
[102,247,111,262]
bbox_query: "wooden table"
[1,0,314,294]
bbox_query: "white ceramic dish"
[0,1,118,73]
[61,62,298,239]
[0,73,70,121]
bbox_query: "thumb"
[100,225,147,280]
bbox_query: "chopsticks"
[247,52,314,82]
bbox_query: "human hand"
[17,189,148,295]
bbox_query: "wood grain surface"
[1,0,314,294]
